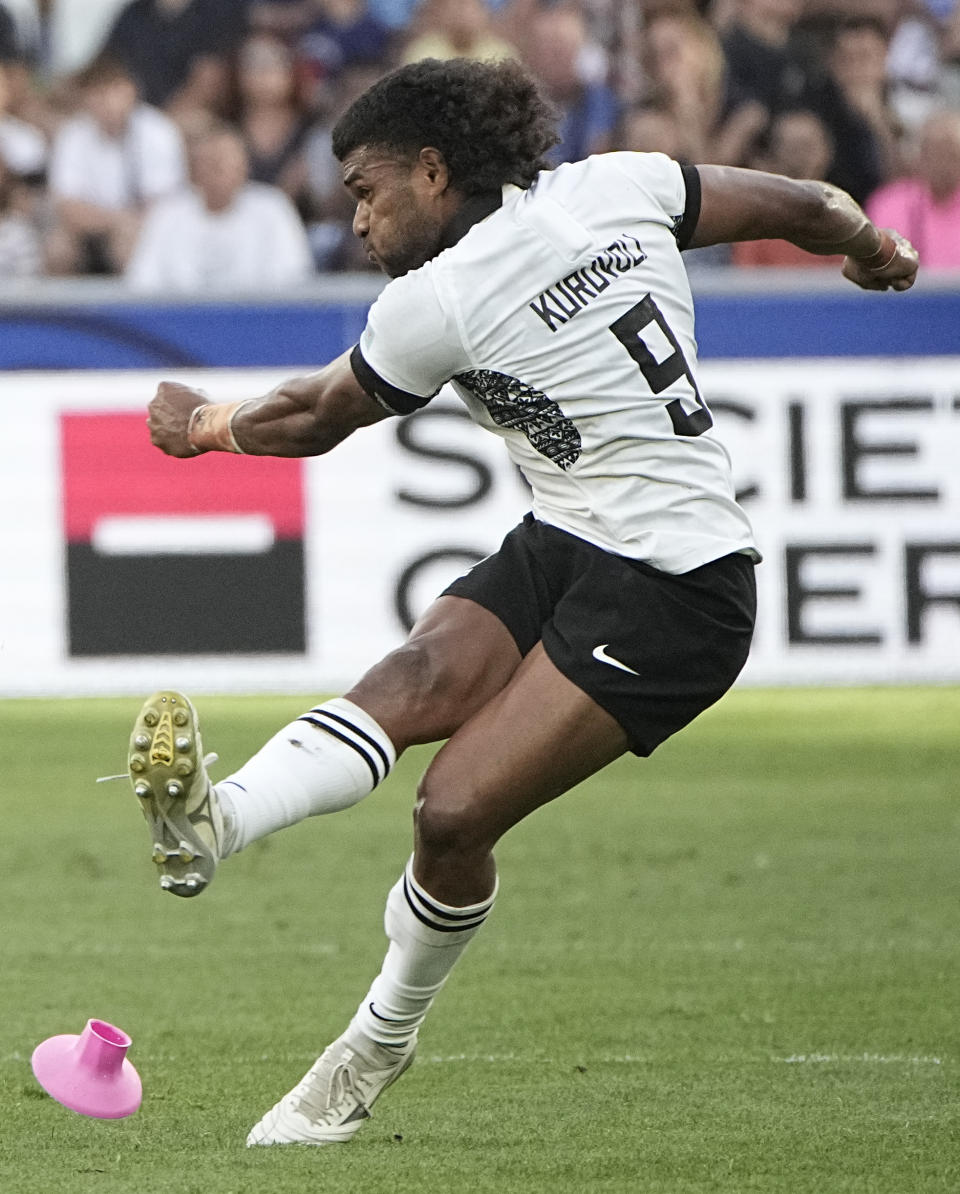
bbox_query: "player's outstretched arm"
[689,164,918,292]
[147,350,390,458]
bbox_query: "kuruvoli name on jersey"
[528,233,648,333]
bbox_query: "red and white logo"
[61,412,306,655]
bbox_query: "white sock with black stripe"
[215,698,395,855]
[350,857,498,1050]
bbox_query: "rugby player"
[128,57,918,1145]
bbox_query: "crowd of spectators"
[1,0,960,289]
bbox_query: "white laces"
[95,752,219,784]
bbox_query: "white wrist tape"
[187,400,250,453]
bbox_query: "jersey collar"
[438,187,503,251]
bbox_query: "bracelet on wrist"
[861,231,898,273]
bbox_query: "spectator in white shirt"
[0,156,40,276]
[126,121,314,293]
[0,59,45,178]
[47,54,186,274]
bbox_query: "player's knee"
[353,637,470,745]
[413,775,493,861]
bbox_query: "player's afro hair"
[332,58,559,193]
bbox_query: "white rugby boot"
[246,1025,417,1146]
[128,690,225,898]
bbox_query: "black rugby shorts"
[442,513,756,756]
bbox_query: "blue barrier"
[0,301,366,370]
[1,275,958,371]
[693,287,960,358]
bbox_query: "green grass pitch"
[1,687,958,1193]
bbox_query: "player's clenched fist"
[147,381,210,457]
[843,229,919,292]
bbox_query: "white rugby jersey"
[352,151,759,573]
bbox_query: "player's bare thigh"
[344,594,523,751]
[412,642,630,903]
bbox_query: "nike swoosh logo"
[592,644,640,676]
[369,1002,408,1023]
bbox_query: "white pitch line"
[4,942,339,958]
[775,1053,943,1065]
[5,1050,946,1067]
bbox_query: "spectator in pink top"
[867,107,960,268]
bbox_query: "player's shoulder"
[520,152,687,221]
[536,151,681,191]
[359,258,469,404]
[367,257,448,343]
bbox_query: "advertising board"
[2,359,956,695]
